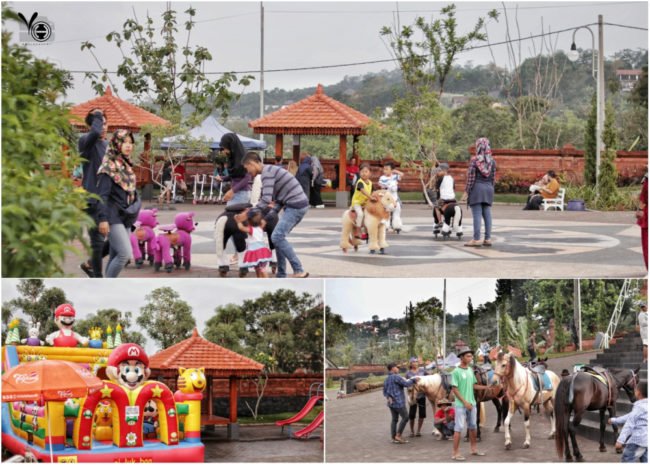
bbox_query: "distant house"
[387,328,404,341]
[617,69,643,92]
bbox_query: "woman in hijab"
[218,133,251,205]
[462,137,496,247]
[96,129,141,277]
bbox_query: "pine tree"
[583,92,597,186]
[597,101,620,207]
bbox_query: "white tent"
[160,115,266,151]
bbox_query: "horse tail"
[554,376,572,459]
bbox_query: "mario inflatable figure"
[106,343,151,390]
[45,304,89,347]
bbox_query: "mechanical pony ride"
[1,309,205,462]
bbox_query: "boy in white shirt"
[433,163,462,237]
[378,161,404,232]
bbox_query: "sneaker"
[315,204,325,209]
[79,262,94,278]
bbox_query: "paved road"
[325,353,622,463]
[62,202,646,278]
[202,425,323,462]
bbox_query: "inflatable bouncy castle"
[1,309,205,462]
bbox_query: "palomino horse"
[554,367,639,462]
[340,190,396,253]
[492,352,561,450]
[408,374,452,437]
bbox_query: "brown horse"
[554,367,639,462]
[473,365,510,440]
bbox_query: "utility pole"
[442,279,447,368]
[573,280,582,351]
[596,14,605,187]
[496,304,500,347]
[259,2,265,142]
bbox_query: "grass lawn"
[237,405,323,425]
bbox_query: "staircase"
[575,333,646,443]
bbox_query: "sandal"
[451,455,466,461]
[483,240,492,247]
[415,432,422,437]
[393,437,409,444]
[471,451,486,456]
[464,240,482,247]
[292,272,310,278]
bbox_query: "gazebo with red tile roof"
[249,84,372,207]
[69,86,170,133]
[149,328,263,439]
[69,86,170,187]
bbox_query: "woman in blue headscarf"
[462,137,496,247]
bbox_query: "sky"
[325,278,497,322]
[2,278,323,353]
[5,1,648,104]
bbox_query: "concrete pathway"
[62,203,646,278]
[325,353,622,463]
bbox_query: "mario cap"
[55,304,76,319]
[108,343,149,368]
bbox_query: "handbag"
[122,192,142,218]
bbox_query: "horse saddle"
[473,365,491,386]
[580,366,612,388]
[529,370,552,391]
[225,202,252,213]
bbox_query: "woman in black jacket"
[97,130,141,278]
[218,133,251,205]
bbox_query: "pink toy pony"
[129,209,159,268]
[154,212,196,273]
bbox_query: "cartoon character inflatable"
[154,212,196,273]
[106,342,151,390]
[21,321,44,346]
[45,304,89,347]
[129,209,159,268]
[93,400,113,441]
[143,400,159,438]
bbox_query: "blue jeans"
[435,421,455,437]
[271,206,308,277]
[454,404,477,432]
[105,223,132,278]
[622,443,648,463]
[227,189,251,206]
[471,203,492,241]
[389,406,409,439]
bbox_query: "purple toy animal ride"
[129,209,159,268]
[154,212,196,273]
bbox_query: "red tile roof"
[616,69,642,76]
[249,84,371,136]
[69,86,170,133]
[149,328,264,376]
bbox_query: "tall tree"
[204,304,247,352]
[597,100,620,207]
[2,8,92,276]
[405,301,417,358]
[7,280,67,336]
[137,287,195,349]
[467,297,477,351]
[81,6,253,121]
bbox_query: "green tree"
[597,100,620,207]
[583,93,598,186]
[75,308,146,347]
[204,303,247,352]
[6,280,68,336]
[467,297,477,352]
[2,8,93,276]
[137,287,195,349]
[81,6,253,122]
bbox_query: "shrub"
[495,171,534,194]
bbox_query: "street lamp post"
[568,16,605,190]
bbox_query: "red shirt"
[434,407,455,423]
[638,176,648,229]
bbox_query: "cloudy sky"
[326,278,497,322]
[5,1,647,104]
[2,279,322,353]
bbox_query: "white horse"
[492,352,561,450]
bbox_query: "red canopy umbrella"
[2,360,103,462]
[2,360,103,402]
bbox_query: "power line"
[604,22,648,31]
[65,22,645,76]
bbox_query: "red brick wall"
[211,374,323,398]
[159,146,647,193]
[326,364,387,378]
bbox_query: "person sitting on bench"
[524,170,560,210]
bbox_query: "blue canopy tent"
[160,115,267,151]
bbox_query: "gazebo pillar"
[292,135,301,163]
[274,134,284,160]
[227,376,239,440]
[336,135,349,208]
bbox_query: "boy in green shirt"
[450,346,492,461]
